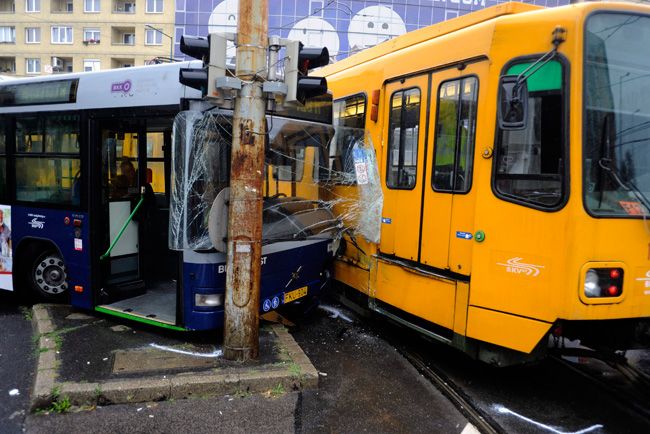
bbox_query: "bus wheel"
[29,252,68,301]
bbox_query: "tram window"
[494,60,565,208]
[329,94,367,184]
[433,77,478,192]
[14,114,81,205]
[387,88,420,189]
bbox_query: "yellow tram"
[320,1,650,365]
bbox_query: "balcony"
[51,56,73,73]
[113,1,135,13]
[51,0,73,13]
[0,56,16,74]
[0,0,15,14]
[111,57,134,68]
[112,27,136,46]
[82,39,101,45]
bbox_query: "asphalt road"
[0,292,35,434]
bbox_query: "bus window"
[104,131,139,200]
[387,88,420,189]
[146,132,165,194]
[0,122,5,201]
[15,114,81,205]
[494,60,565,208]
[433,77,478,192]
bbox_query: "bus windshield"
[584,13,650,216]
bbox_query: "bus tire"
[28,250,68,302]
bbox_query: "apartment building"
[0,0,174,76]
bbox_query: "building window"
[387,88,420,189]
[26,0,40,13]
[83,59,100,72]
[51,26,73,44]
[145,29,162,45]
[26,58,41,74]
[0,27,16,44]
[83,28,100,43]
[310,0,324,17]
[433,77,478,193]
[123,33,135,45]
[146,0,163,13]
[84,0,100,12]
[25,27,41,44]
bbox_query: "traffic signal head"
[284,41,329,105]
[180,35,209,60]
[178,34,227,99]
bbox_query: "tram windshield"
[584,13,650,216]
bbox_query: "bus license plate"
[284,286,308,304]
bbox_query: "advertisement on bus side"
[0,204,12,291]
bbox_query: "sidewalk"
[26,301,472,433]
[31,304,316,410]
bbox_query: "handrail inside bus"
[100,192,145,261]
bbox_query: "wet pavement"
[20,300,470,433]
[0,292,35,434]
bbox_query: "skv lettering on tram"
[218,256,267,274]
[497,257,544,277]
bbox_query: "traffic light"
[285,41,329,104]
[179,34,227,99]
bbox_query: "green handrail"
[100,194,145,260]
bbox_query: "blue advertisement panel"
[175,0,569,61]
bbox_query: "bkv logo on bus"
[111,80,133,94]
[27,214,45,229]
[497,257,544,277]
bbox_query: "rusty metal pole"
[223,0,268,361]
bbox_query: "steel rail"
[397,347,503,434]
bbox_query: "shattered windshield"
[584,13,650,216]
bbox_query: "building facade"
[174,0,569,62]
[0,0,174,76]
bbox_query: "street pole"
[223,0,268,361]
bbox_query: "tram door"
[380,76,429,260]
[420,63,484,273]
[98,119,146,287]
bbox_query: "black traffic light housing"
[285,41,329,105]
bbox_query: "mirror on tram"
[498,75,528,130]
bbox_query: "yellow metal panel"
[453,281,469,335]
[466,306,551,354]
[375,260,455,330]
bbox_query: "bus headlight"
[195,293,223,307]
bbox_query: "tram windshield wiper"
[599,157,650,216]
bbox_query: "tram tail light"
[584,268,624,298]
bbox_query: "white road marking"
[460,423,481,434]
[318,304,353,322]
[494,404,603,434]
[149,343,223,358]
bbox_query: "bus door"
[98,119,146,288]
[379,76,429,261]
[420,64,483,273]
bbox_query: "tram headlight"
[195,293,223,308]
[583,267,624,298]
[584,269,601,297]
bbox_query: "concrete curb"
[30,305,319,410]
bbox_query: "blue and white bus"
[0,62,337,331]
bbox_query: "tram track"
[396,346,504,434]
[551,353,650,422]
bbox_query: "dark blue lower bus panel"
[182,238,334,330]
